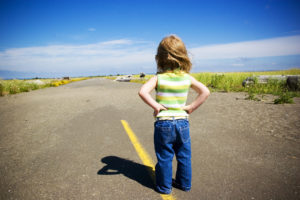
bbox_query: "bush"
[274,92,294,104]
[245,89,260,101]
[210,74,225,89]
[0,82,5,96]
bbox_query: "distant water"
[0,70,105,80]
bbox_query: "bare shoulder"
[139,75,158,93]
[187,74,200,85]
[146,75,157,85]
[149,75,158,81]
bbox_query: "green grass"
[192,69,300,99]
[0,79,50,96]
[125,68,300,104]
[191,68,300,94]
[0,77,90,96]
[274,92,294,104]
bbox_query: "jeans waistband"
[156,116,188,121]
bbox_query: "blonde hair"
[155,35,192,73]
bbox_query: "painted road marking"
[121,120,176,200]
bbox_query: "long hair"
[155,35,192,73]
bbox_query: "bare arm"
[182,75,210,114]
[138,76,167,116]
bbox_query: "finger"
[159,104,167,110]
[181,106,187,110]
[161,106,168,110]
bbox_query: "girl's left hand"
[182,105,193,114]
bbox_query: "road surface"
[0,78,299,200]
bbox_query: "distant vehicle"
[140,73,145,78]
[115,75,132,82]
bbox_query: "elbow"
[138,90,144,98]
[205,88,211,98]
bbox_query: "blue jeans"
[154,119,191,194]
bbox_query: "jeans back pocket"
[177,120,190,143]
[154,121,173,144]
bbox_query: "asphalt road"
[0,78,299,200]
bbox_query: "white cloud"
[0,35,299,76]
[231,63,244,67]
[0,39,156,74]
[190,35,300,61]
[88,28,96,32]
[100,39,133,45]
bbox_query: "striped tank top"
[156,71,191,117]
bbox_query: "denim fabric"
[154,119,191,194]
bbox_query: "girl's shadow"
[97,156,155,189]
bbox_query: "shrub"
[274,92,294,104]
[245,90,260,101]
[210,74,225,89]
[9,84,19,94]
[0,82,5,96]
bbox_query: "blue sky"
[0,0,300,78]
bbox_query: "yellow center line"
[121,120,176,200]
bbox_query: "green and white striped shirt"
[156,71,191,117]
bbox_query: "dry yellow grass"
[0,77,91,96]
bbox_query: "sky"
[0,0,300,79]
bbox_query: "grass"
[274,92,294,104]
[191,68,300,94]
[125,68,300,104]
[191,68,300,103]
[0,77,90,96]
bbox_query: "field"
[0,77,90,96]
[129,68,300,104]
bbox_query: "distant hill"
[0,70,68,80]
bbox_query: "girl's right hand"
[153,104,167,116]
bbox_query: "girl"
[138,35,210,194]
